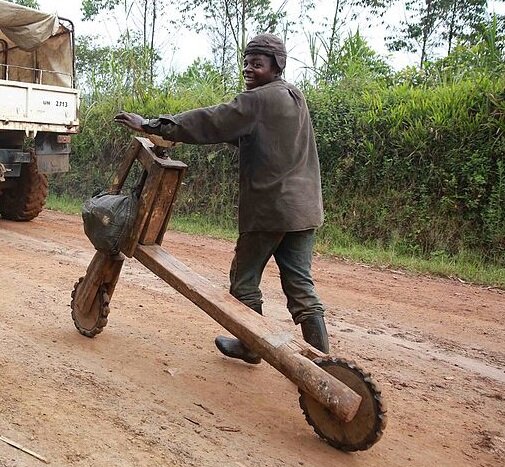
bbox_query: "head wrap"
[244,33,287,72]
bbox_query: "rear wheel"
[299,357,387,451]
[0,159,48,221]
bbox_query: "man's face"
[242,54,279,90]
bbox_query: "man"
[115,33,329,364]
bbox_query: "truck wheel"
[0,160,48,221]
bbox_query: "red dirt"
[0,210,503,466]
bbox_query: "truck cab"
[0,0,79,220]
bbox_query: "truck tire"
[0,160,48,221]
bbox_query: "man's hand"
[114,111,146,132]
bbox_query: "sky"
[37,0,505,81]
[34,0,405,80]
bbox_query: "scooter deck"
[134,243,362,422]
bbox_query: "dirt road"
[0,210,503,467]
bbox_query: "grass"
[169,213,238,241]
[317,236,505,288]
[316,224,505,287]
[46,193,83,215]
[45,194,505,289]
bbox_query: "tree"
[80,0,163,84]
[327,30,392,81]
[425,14,505,81]
[300,0,389,81]
[179,0,289,87]
[6,0,39,8]
[442,0,488,54]
[384,0,495,68]
[386,0,444,67]
[80,0,122,19]
[165,58,224,93]
[75,34,158,99]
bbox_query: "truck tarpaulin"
[0,0,72,87]
[0,0,59,51]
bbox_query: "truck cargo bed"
[0,79,79,133]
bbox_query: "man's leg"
[273,230,329,353]
[215,231,284,364]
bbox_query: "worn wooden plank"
[134,244,362,423]
[73,251,107,319]
[119,139,188,256]
[140,169,180,245]
[110,138,141,194]
[157,166,186,246]
[109,137,188,252]
[152,156,187,170]
[73,251,124,318]
[121,163,164,257]
[101,253,125,298]
[136,142,156,171]
[135,138,186,170]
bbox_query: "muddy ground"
[0,210,504,467]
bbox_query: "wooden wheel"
[70,277,110,337]
[299,357,387,451]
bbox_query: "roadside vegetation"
[40,0,504,288]
[46,188,505,289]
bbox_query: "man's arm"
[114,92,257,145]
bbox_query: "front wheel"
[71,277,111,338]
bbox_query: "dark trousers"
[229,229,324,324]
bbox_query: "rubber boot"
[214,336,261,364]
[301,315,330,353]
[215,303,262,364]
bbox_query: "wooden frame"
[109,137,187,257]
[73,136,364,426]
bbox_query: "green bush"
[306,76,505,262]
[52,60,505,265]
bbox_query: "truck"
[0,0,79,220]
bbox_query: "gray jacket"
[143,78,324,233]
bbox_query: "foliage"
[178,0,289,87]
[79,0,287,88]
[322,30,392,83]
[5,0,39,8]
[300,0,389,81]
[164,59,226,95]
[75,34,159,100]
[80,0,164,83]
[52,13,505,268]
[306,73,505,262]
[393,15,504,85]
[81,0,122,20]
[51,62,237,225]
[363,0,495,67]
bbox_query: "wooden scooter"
[71,137,387,451]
